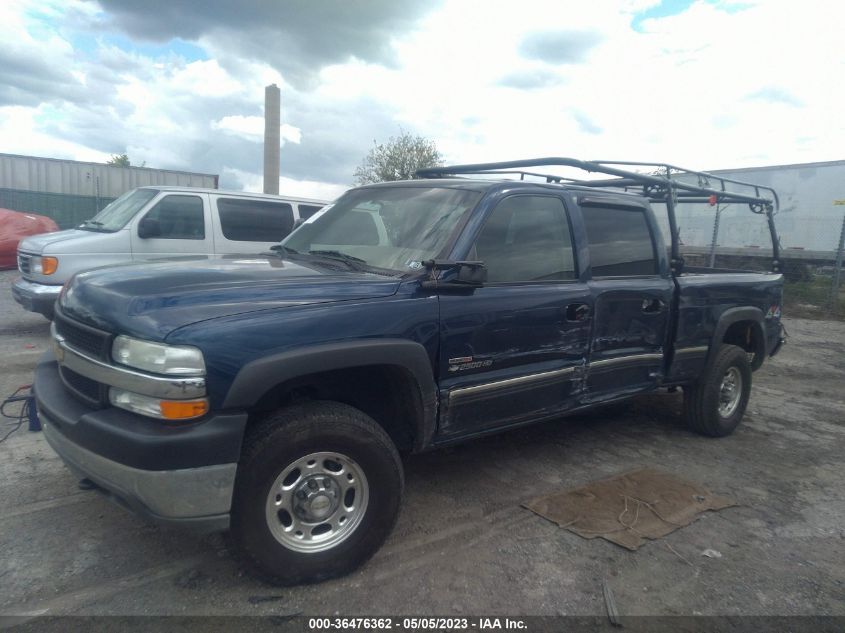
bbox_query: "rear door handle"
[641,298,666,314]
[566,302,591,322]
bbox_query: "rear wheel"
[229,401,403,585]
[683,344,751,437]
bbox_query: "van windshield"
[281,186,481,273]
[78,188,159,232]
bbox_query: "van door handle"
[566,303,591,322]
[641,298,666,314]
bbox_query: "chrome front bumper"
[11,277,61,316]
[41,412,236,531]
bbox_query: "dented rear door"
[579,199,673,402]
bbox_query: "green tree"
[353,129,443,185]
[107,153,131,167]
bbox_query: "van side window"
[297,204,323,220]
[581,205,657,277]
[143,195,205,240]
[473,195,576,283]
[217,199,294,242]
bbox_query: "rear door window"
[217,198,294,242]
[581,205,657,276]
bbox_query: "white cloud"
[221,167,346,201]
[170,59,244,97]
[212,115,302,144]
[307,0,845,171]
[0,105,111,162]
[1,0,844,191]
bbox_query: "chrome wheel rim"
[265,451,369,553]
[718,367,743,418]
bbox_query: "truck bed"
[668,267,783,382]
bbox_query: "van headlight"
[31,256,59,275]
[112,335,205,376]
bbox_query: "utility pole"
[263,84,281,195]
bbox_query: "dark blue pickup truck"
[34,158,785,585]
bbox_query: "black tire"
[228,401,403,585]
[683,344,752,437]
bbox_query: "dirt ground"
[1,269,843,621]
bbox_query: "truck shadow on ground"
[389,391,696,555]
[402,391,688,488]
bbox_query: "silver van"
[12,186,328,318]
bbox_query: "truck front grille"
[17,253,31,275]
[54,311,112,360]
[59,366,106,407]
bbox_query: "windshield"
[79,188,159,232]
[281,186,481,273]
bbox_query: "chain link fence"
[0,188,115,229]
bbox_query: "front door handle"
[641,298,666,314]
[566,302,592,322]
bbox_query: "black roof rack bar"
[459,169,584,183]
[416,157,781,273]
[589,159,780,209]
[571,178,773,206]
[418,158,778,209]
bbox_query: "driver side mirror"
[421,260,486,291]
[454,261,487,286]
[137,217,161,239]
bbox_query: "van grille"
[17,253,32,275]
[54,311,112,360]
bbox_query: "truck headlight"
[31,256,59,275]
[112,335,205,376]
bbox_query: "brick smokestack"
[263,84,281,194]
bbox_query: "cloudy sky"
[1,0,842,199]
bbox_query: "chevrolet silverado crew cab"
[33,158,785,585]
[13,186,328,319]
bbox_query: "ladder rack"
[416,158,781,273]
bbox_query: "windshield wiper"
[80,220,104,227]
[268,244,299,257]
[307,250,368,270]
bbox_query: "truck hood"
[18,228,100,253]
[59,256,402,340]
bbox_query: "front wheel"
[683,344,752,437]
[229,401,403,585]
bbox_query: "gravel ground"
[0,269,843,621]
